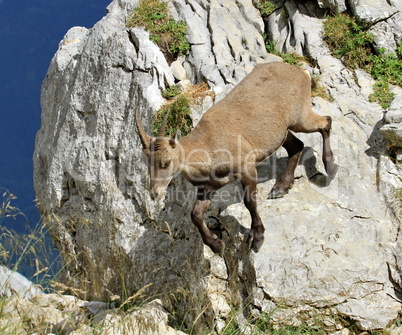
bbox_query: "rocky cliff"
[34,0,402,332]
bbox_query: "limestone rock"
[349,0,398,27]
[0,265,43,299]
[365,0,402,54]
[130,27,175,88]
[317,0,347,13]
[1,293,187,335]
[34,0,402,332]
[353,0,402,54]
[368,21,398,54]
[35,3,211,330]
[381,123,402,147]
[269,0,402,56]
[355,69,376,99]
[267,1,328,58]
[381,86,402,147]
[170,60,187,81]
[172,0,270,98]
[177,79,191,92]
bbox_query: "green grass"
[154,82,213,137]
[368,45,402,86]
[369,80,395,109]
[323,13,402,109]
[162,85,181,100]
[153,94,193,137]
[255,0,276,19]
[265,39,307,66]
[127,0,190,58]
[323,13,374,69]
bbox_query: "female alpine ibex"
[136,62,338,255]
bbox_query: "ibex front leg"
[191,188,225,255]
[241,172,265,252]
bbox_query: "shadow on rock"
[221,215,257,320]
[366,118,388,159]
[301,146,335,188]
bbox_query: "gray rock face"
[35,4,211,329]
[381,87,402,148]
[281,0,402,54]
[34,0,402,332]
[267,1,327,57]
[349,0,398,26]
[0,266,43,299]
[317,0,347,13]
[171,0,277,99]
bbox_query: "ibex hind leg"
[268,132,304,199]
[291,112,339,179]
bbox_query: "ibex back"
[136,62,338,255]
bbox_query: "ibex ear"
[169,130,181,148]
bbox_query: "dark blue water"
[0,0,111,279]
[0,0,111,228]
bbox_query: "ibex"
[136,62,338,255]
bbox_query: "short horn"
[135,108,152,156]
[155,113,168,151]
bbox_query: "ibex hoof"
[247,229,264,253]
[208,238,225,256]
[326,162,339,179]
[267,187,288,199]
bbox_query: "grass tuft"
[154,94,193,137]
[217,309,330,335]
[127,0,190,59]
[154,82,214,137]
[254,0,276,19]
[323,13,374,69]
[265,40,307,66]
[323,13,402,109]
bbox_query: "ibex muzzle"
[135,112,182,201]
[136,62,338,255]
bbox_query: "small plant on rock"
[127,0,190,59]
[265,40,307,66]
[369,80,394,109]
[323,13,402,108]
[254,0,276,19]
[323,13,374,69]
[162,85,181,100]
[154,83,214,137]
[154,94,193,137]
[368,45,402,87]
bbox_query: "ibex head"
[135,109,182,201]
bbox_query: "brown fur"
[136,62,338,255]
